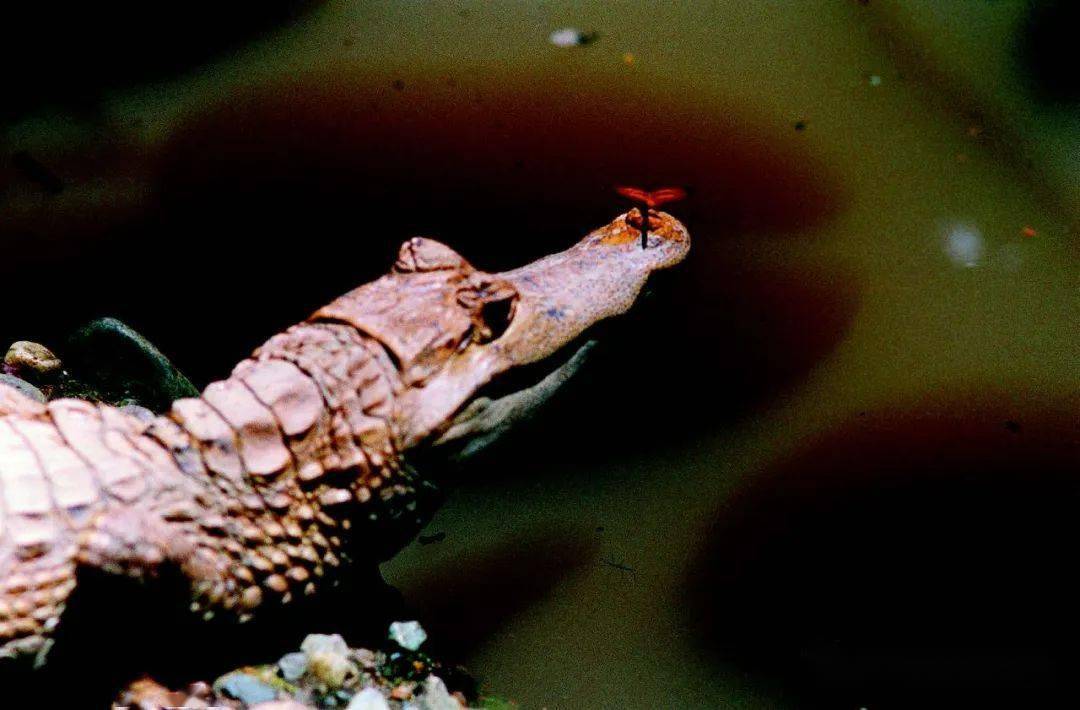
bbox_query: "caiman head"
[314,211,689,460]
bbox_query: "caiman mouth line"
[476,280,661,405]
[425,292,657,463]
[464,324,601,406]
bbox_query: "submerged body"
[0,211,689,663]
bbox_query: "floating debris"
[943,222,984,268]
[1021,225,1037,238]
[622,52,635,65]
[548,28,598,48]
[867,74,883,87]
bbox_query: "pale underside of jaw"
[432,340,597,461]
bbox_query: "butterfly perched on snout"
[615,186,688,248]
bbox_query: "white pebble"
[389,620,428,651]
[347,687,392,710]
[417,675,460,710]
[301,633,349,657]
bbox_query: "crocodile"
[0,210,689,668]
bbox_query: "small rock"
[353,647,378,669]
[213,671,278,705]
[186,680,213,700]
[417,675,461,710]
[63,317,198,411]
[278,651,308,682]
[390,681,416,701]
[548,27,598,47]
[114,678,189,708]
[250,702,312,710]
[0,374,46,404]
[301,633,350,657]
[347,687,392,710]
[308,650,355,688]
[4,341,61,381]
[120,403,156,422]
[302,633,355,688]
[389,621,428,651]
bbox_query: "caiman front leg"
[0,396,231,666]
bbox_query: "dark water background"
[1,1,1078,707]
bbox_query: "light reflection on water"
[943,222,984,268]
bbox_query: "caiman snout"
[495,210,689,366]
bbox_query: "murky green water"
[2,2,1078,707]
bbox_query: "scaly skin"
[0,211,689,664]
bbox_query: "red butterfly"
[615,185,687,208]
[614,186,687,248]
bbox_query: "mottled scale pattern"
[0,211,692,669]
[0,320,405,660]
[0,395,209,661]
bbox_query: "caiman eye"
[477,294,515,343]
[458,277,519,344]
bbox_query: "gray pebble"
[277,651,308,682]
[120,403,156,422]
[0,374,46,404]
[213,671,278,705]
